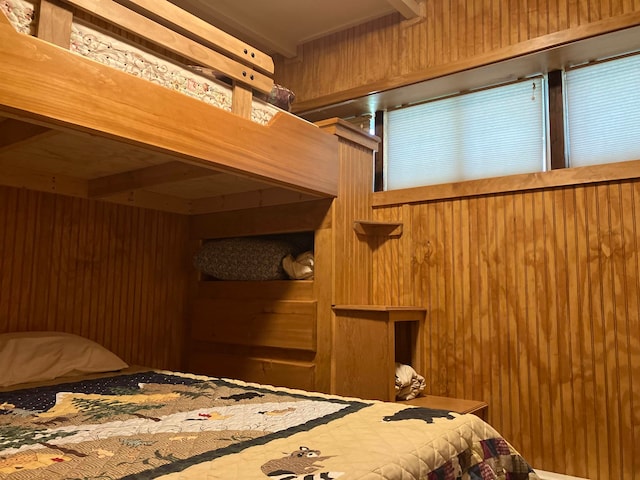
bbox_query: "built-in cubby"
[185,198,334,392]
[193,231,315,282]
[188,228,320,390]
[331,305,427,401]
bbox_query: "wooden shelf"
[398,395,488,421]
[332,304,426,321]
[353,220,403,237]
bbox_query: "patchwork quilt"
[0,370,539,479]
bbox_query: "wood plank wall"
[371,179,640,480]
[331,140,374,305]
[274,0,640,107]
[317,121,379,306]
[0,186,190,370]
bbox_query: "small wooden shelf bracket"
[353,220,403,237]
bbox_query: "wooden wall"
[275,0,640,109]
[272,2,640,477]
[371,178,640,480]
[0,186,190,369]
[316,120,379,306]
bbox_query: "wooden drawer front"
[192,299,317,351]
[197,280,314,301]
[187,351,315,391]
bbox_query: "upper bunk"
[0,0,338,215]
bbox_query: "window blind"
[384,78,545,190]
[565,53,640,168]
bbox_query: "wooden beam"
[0,119,55,151]
[60,0,273,94]
[386,0,423,19]
[100,188,193,214]
[190,199,333,240]
[189,187,319,215]
[0,162,194,214]
[0,163,87,196]
[119,0,274,75]
[88,161,221,198]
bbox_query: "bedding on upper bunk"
[0,0,292,125]
[0,368,540,480]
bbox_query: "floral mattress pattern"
[0,370,540,479]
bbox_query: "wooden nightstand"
[398,395,489,422]
[331,305,427,402]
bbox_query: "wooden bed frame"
[0,0,338,215]
[0,0,384,396]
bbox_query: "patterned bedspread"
[0,370,539,479]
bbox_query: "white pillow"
[0,331,128,387]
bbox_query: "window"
[565,52,640,168]
[384,77,546,190]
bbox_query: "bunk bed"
[0,2,540,479]
[0,0,338,215]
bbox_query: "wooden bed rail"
[58,0,273,95]
[119,0,274,75]
[22,0,277,118]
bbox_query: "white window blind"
[565,53,640,168]
[384,78,545,190]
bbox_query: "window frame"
[375,49,640,192]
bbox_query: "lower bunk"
[0,332,540,480]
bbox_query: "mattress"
[0,0,279,125]
[0,369,540,479]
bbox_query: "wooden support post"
[232,82,253,119]
[37,0,73,48]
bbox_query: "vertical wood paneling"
[333,141,375,305]
[372,178,640,479]
[631,181,640,480]
[0,186,190,370]
[372,206,403,304]
[275,0,640,108]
